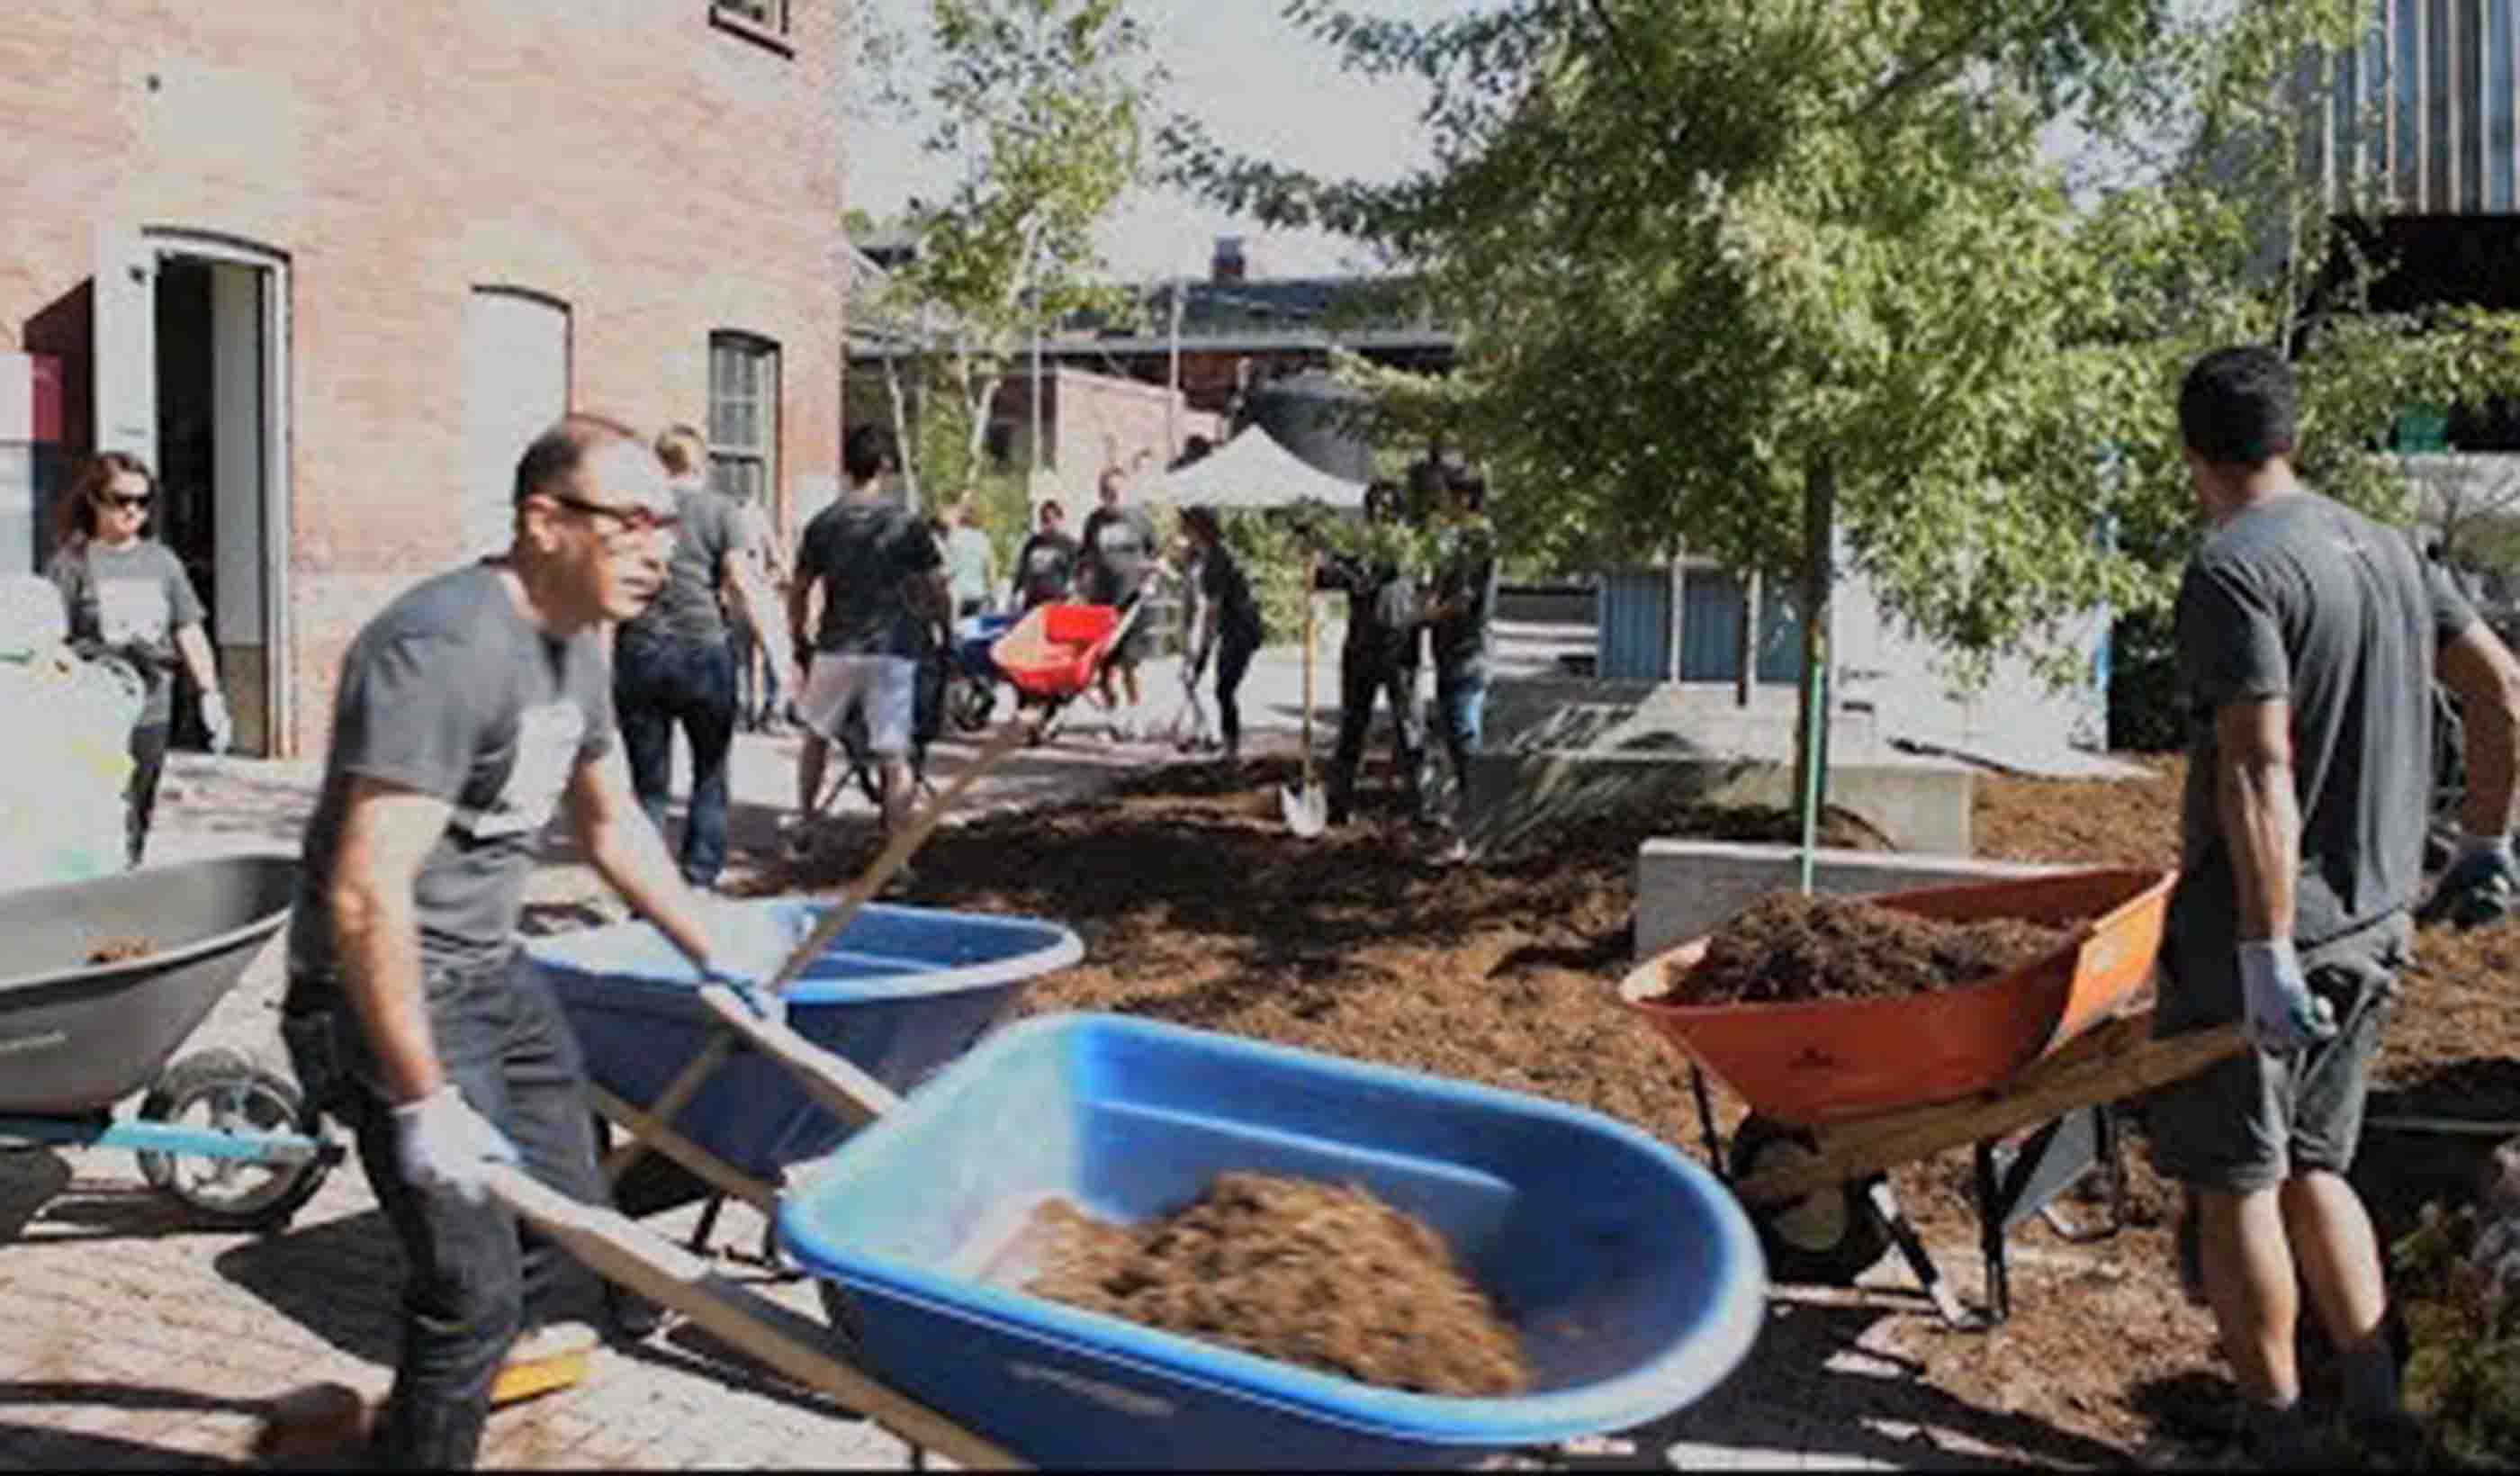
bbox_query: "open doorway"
[91,230,290,757]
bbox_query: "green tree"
[858,0,1159,502]
[1170,0,2520,777]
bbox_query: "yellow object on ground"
[489,1320,598,1406]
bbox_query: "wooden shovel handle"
[482,1164,1027,1470]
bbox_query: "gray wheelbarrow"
[0,852,342,1230]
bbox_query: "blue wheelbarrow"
[0,853,343,1230]
[487,899,1768,1470]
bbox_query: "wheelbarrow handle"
[478,1163,1027,1471]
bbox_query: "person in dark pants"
[276,416,788,1470]
[1077,467,1160,742]
[2146,346,2520,1466]
[610,426,783,890]
[1177,505,1265,767]
[45,450,232,866]
[1317,481,1425,826]
[1010,499,1079,611]
[1420,467,1498,860]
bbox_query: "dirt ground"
[742,750,2520,1468]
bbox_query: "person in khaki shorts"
[2146,346,2520,1466]
[786,426,950,867]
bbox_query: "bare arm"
[2442,618,2520,838]
[2215,698,2299,944]
[172,622,219,698]
[719,552,795,690]
[566,743,719,968]
[328,778,458,1106]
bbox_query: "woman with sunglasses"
[45,451,230,867]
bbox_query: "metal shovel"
[1280,587,1327,837]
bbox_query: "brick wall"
[988,367,1220,508]
[2,0,848,756]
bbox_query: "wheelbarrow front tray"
[1618,868,2174,1128]
[0,852,300,1114]
[774,1012,1768,1471]
[527,902,1081,1184]
[990,602,1121,701]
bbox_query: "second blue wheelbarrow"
[498,899,1769,1470]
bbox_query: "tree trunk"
[1791,457,1838,826]
[883,350,920,512]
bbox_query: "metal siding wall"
[1678,569,1746,683]
[1597,569,1671,682]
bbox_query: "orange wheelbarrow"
[1615,867,2245,1327]
[986,597,1148,742]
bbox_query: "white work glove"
[699,902,804,1030]
[2236,940,2337,1056]
[392,1084,519,1205]
[199,689,232,755]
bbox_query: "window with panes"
[708,333,779,508]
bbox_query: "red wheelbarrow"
[1615,867,2246,1326]
[986,597,1148,742]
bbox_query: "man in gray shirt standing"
[278,416,787,1470]
[2149,346,2520,1465]
[611,425,783,890]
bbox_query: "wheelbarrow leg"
[1869,1179,1981,1331]
[688,1193,727,1256]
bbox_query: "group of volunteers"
[44,343,2520,1469]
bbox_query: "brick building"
[2,1,847,757]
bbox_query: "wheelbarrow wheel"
[949,673,996,733]
[136,1047,331,1231]
[1726,1114,1893,1287]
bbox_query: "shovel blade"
[1279,782,1326,838]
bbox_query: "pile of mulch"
[1661,891,2073,1006]
[1019,1173,1528,1398]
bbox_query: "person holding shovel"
[1177,505,1265,768]
[1316,480,1426,827]
[275,415,790,1470]
[2148,346,2520,1466]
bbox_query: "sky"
[843,0,1490,284]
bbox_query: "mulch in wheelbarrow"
[1657,891,2074,1006]
[1018,1171,1529,1398]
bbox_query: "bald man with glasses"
[277,415,788,1470]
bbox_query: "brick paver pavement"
[0,700,2041,1470]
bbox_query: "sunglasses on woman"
[101,492,152,511]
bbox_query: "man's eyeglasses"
[545,492,680,540]
[101,493,152,512]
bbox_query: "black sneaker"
[2337,1408,2428,1468]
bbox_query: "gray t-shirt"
[47,539,206,725]
[284,562,617,994]
[798,497,941,658]
[1079,505,1157,606]
[621,484,740,645]
[2168,491,2474,965]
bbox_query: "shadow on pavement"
[213,1209,404,1366]
[0,1417,240,1471]
[1598,1298,2135,1472]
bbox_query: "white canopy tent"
[1153,425,1369,511]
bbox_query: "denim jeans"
[614,632,737,887]
[283,952,610,1470]
[1429,657,1489,823]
